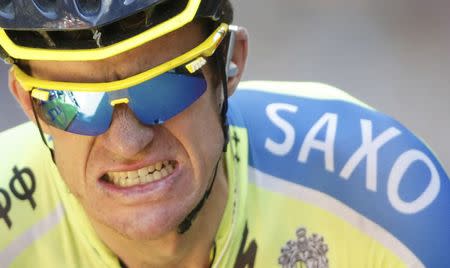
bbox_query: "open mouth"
[101,160,177,188]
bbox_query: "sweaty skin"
[9,22,249,268]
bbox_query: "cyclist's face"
[25,23,228,240]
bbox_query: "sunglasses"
[14,24,231,136]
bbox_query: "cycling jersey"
[0,81,448,267]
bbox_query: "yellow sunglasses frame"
[14,23,229,101]
[0,0,202,61]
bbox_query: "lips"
[102,160,177,188]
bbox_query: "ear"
[9,67,34,120]
[227,26,248,97]
[8,67,51,133]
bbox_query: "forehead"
[26,22,206,83]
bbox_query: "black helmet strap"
[177,43,230,233]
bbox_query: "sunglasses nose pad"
[109,95,156,126]
[110,97,130,106]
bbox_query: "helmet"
[0,0,228,62]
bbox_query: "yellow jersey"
[1,81,448,267]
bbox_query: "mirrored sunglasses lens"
[129,73,207,125]
[34,90,113,136]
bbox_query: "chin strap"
[218,45,230,153]
[177,46,230,234]
[30,93,56,163]
[177,155,221,234]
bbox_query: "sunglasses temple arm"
[29,94,56,164]
[225,25,238,79]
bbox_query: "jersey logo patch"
[0,166,37,229]
[278,227,329,268]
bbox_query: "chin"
[92,198,197,241]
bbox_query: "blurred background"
[0,0,449,169]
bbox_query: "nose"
[99,105,155,159]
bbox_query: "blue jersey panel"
[228,88,450,267]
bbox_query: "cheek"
[52,129,93,196]
[165,88,223,180]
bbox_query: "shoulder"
[229,81,448,183]
[0,122,65,266]
[0,122,50,185]
[0,122,48,196]
[228,81,372,133]
[229,80,449,267]
[0,122,45,155]
[232,80,368,106]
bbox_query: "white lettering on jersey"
[263,102,441,214]
[388,149,440,214]
[298,113,337,172]
[339,119,401,191]
[265,103,298,156]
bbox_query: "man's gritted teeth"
[101,160,177,188]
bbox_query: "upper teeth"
[106,160,175,187]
